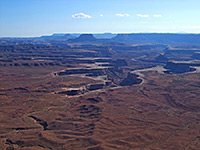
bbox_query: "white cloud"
[153,14,162,17]
[116,13,130,17]
[124,13,130,17]
[100,14,103,17]
[72,13,91,18]
[137,14,149,18]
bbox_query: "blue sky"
[0,0,200,37]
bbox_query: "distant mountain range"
[40,33,117,40]
[40,34,75,41]
[40,33,200,44]
[1,33,200,45]
[112,33,200,44]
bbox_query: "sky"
[0,0,200,37]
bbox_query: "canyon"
[0,33,200,150]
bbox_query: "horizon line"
[1,32,200,38]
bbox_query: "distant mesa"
[40,33,75,40]
[76,34,97,41]
[70,33,117,39]
[93,33,117,39]
[51,33,66,37]
[68,34,97,43]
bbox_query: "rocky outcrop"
[164,62,196,74]
[113,59,127,66]
[29,115,48,130]
[87,83,105,91]
[155,54,168,63]
[57,68,105,76]
[86,97,103,103]
[58,89,81,96]
[120,73,142,86]
[0,62,62,67]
